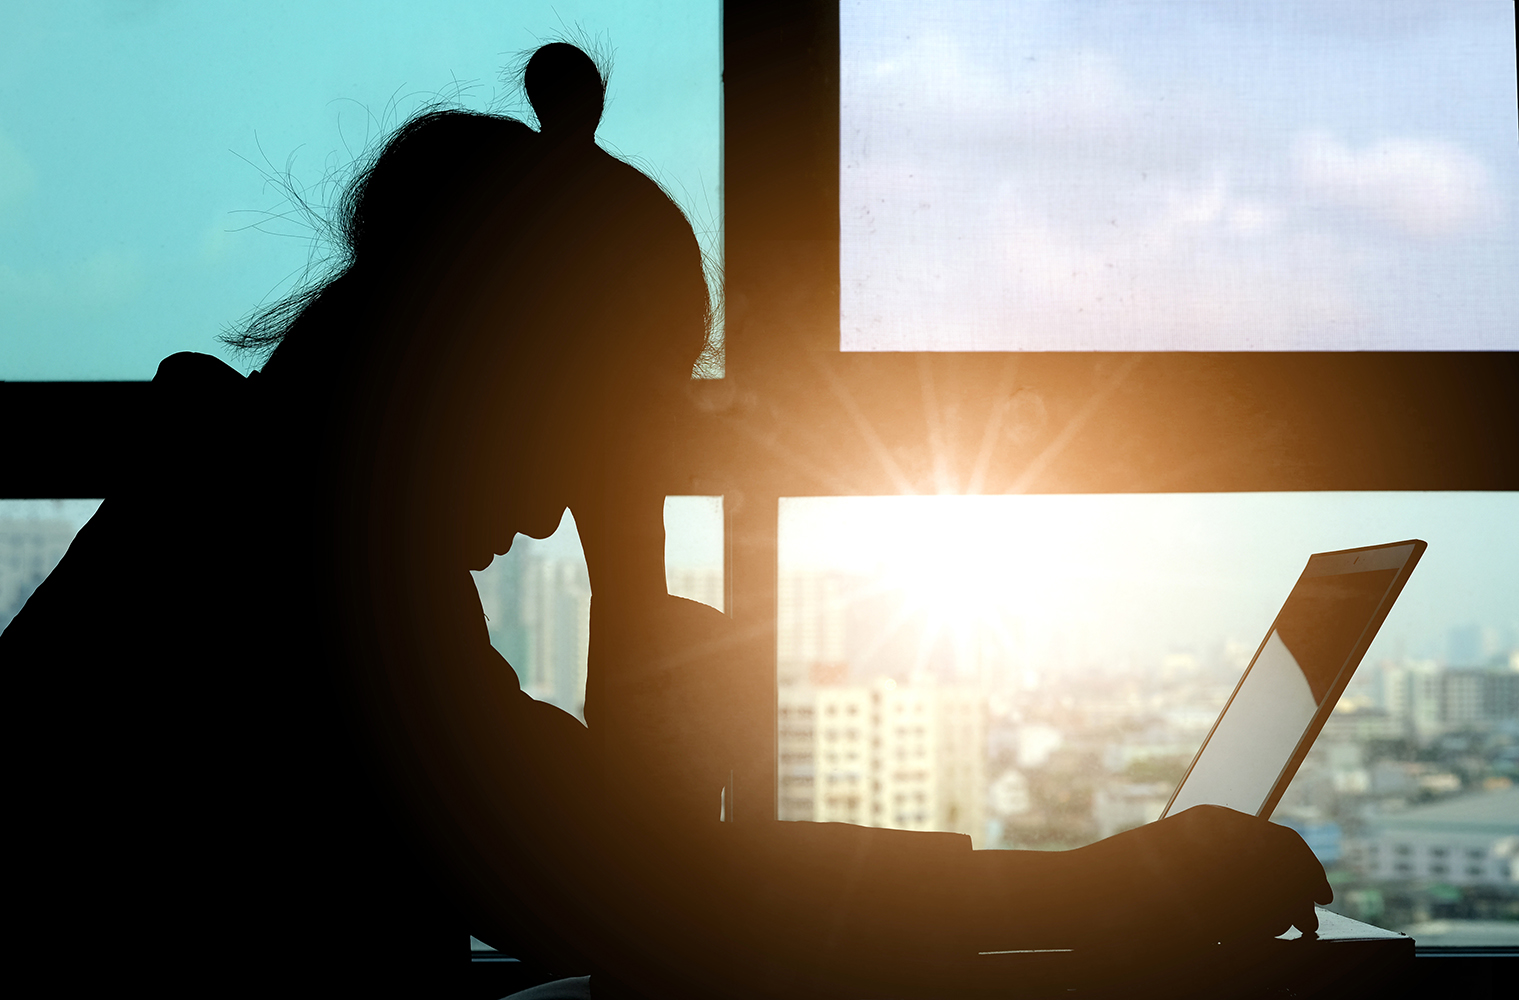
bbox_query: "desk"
[951,907,1412,999]
[469,909,1418,999]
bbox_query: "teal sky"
[0,0,721,379]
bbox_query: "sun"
[849,498,1031,675]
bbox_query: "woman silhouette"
[3,43,1329,1000]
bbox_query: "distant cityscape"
[770,567,1519,945]
[468,550,1519,944]
[6,508,1516,946]
[0,515,78,628]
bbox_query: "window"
[0,2,723,382]
[7,0,1518,969]
[470,496,724,721]
[0,500,104,632]
[722,0,1519,950]
[2,0,726,718]
[839,1,1518,352]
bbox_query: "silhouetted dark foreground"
[1,44,1329,999]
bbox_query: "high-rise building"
[777,569,848,688]
[1,517,79,630]
[1374,658,1519,739]
[667,566,724,613]
[474,556,725,724]
[1359,788,1519,887]
[520,557,592,716]
[474,552,591,719]
[779,678,987,846]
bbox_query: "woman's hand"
[1069,805,1332,949]
[566,381,688,612]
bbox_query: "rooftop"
[1373,788,1519,836]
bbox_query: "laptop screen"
[1164,541,1423,818]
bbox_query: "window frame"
[719,0,1519,820]
[3,0,1516,980]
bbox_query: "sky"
[841,0,1519,350]
[8,2,1514,368]
[504,489,1519,674]
[0,0,721,379]
[780,492,1519,672]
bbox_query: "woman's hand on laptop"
[1072,804,1333,948]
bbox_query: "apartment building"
[780,679,987,846]
[1359,787,1519,887]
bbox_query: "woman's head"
[248,43,710,382]
[236,44,713,563]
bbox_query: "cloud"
[843,183,1367,351]
[988,218,1363,350]
[843,149,1369,350]
[1204,0,1506,40]
[847,31,1230,172]
[1292,131,1499,238]
[841,4,1518,350]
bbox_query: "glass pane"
[777,493,1519,944]
[841,0,1519,350]
[0,500,102,633]
[474,510,593,719]
[665,495,725,612]
[471,496,724,721]
[1,1,722,379]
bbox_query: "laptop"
[924,541,1431,998]
[1161,539,1426,820]
[971,542,1426,994]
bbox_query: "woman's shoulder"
[152,351,247,389]
[131,352,277,494]
[0,354,265,654]
[146,352,256,450]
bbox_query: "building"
[519,557,592,715]
[802,685,872,825]
[0,517,79,630]
[1371,659,1519,740]
[1092,781,1174,840]
[474,552,592,719]
[1317,707,1408,744]
[1359,787,1519,887]
[778,688,821,821]
[667,566,724,613]
[779,678,988,846]
[987,768,1032,818]
[777,569,849,688]
[1441,667,1519,728]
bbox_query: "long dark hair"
[223,43,717,390]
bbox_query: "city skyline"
[780,493,1519,670]
[4,493,1513,944]
[5,493,1515,675]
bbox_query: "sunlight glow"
[779,493,1519,675]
